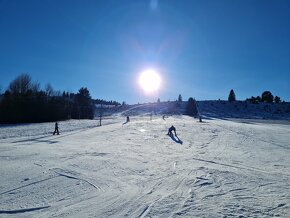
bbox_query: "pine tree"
[178,94,182,103]
[73,87,94,119]
[228,89,236,102]
[185,97,198,116]
[176,94,183,107]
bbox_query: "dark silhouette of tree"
[8,73,40,96]
[228,89,236,102]
[274,96,281,104]
[176,94,183,107]
[185,97,198,116]
[45,83,54,97]
[8,73,30,94]
[72,87,94,119]
[261,91,274,103]
[178,94,182,103]
[246,93,283,104]
[93,98,120,106]
[256,96,262,102]
[246,96,259,104]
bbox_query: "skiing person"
[53,122,59,135]
[167,125,177,137]
[123,116,130,125]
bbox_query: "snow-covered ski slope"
[105,100,290,120]
[1,113,290,217]
[198,100,290,120]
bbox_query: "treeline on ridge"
[0,73,120,123]
[228,89,283,103]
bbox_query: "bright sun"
[138,69,161,94]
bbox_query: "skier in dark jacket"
[53,122,59,135]
[167,125,177,137]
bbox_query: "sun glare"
[138,69,161,94]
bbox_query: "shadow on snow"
[169,135,183,144]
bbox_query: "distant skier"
[53,122,59,135]
[199,115,202,122]
[167,125,177,137]
[123,116,130,125]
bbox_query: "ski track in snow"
[0,115,290,217]
[0,206,50,214]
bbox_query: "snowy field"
[0,115,290,217]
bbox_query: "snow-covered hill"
[0,114,289,217]
[100,100,290,121]
[197,100,290,120]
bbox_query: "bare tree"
[9,73,32,94]
[45,83,54,96]
[31,82,40,93]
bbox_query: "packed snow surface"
[0,115,290,217]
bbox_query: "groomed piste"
[0,102,290,217]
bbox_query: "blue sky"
[0,0,289,103]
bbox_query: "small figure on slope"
[53,122,59,135]
[167,125,177,137]
[123,116,130,125]
[199,115,202,122]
